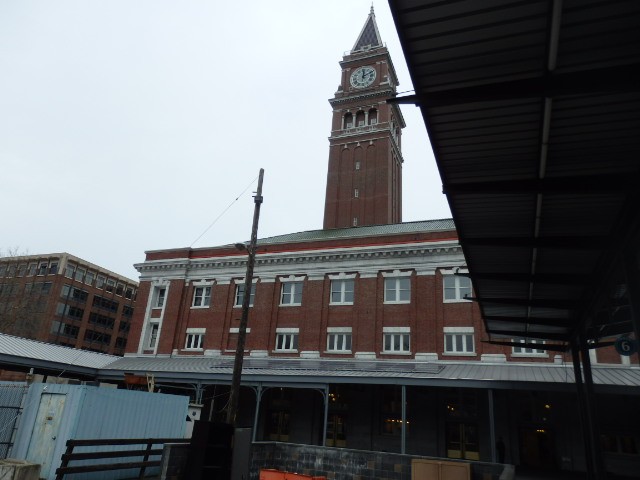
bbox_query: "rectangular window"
[115,283,124,296]
[92,295,119,312]
[39,262,49,276]
[234,284,255,307]
[85,271,95,286]
[84,329,111,345]
[147,323,159,349]
[192,286,212,307]
[512,338,546,355]
[275,330,299,351]
[96,275,106,289]
[330,279,354,305]
[185,329,205,350]
[57,304,84,320]
[155,287,166,308]
[354,188,359,198]
[280,282,303,306]
[27,263,36,276]
[17,264,26,277]
[89,312,115,329]
[444,328,475,354]
[62,284,88,302]
[51,321,79,339]
[105,279,115,293]
[327,331,352,352]
[384,277,411,303]
[383,332,410,353]
[443,275,472,302]
[49,262,58,274]
[74,268,85,282]
[125,287,133,300]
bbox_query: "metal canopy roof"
[98,355,640,394]
[0,334,638,393]
[389,0,640,345]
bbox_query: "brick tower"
[323,7,405,230]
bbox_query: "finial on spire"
[371,3,375,15]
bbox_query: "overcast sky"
[0,0,451,281]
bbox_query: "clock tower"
[323,7,405,230]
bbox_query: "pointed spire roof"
[351,6,383,53]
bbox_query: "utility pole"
[226,168,264,426]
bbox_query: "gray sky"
[0,0,451,281]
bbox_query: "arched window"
[344,113,353,129]
[355,111,365,127]
[368,108,378,125]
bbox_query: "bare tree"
[0,249,44,339]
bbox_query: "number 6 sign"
[615,336,638,356]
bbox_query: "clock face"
[350,66,376,88]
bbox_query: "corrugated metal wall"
[0,382,29,458]
[11,383,189,480]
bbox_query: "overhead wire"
[189,174,259,248]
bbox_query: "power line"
[189,174,259,248]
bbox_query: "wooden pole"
[226,168,264,426]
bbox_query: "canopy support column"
[488,389,496,463]
[252,385,264,443]
[571,340,594,480]
[580,334,605,480]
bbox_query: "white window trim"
[327,327,352,333]
[442,269,472,303]
[382,271,412,304]
[280,276,304,306]
[329,278,355,305]
[229,327,251,333]
[154,287,167,309]
[184,328,205,350]
[187,328,206,334]
[383,326,410,333]
[191,285,212,309]
[276,327,299,333]
[443,327,474,333]
[233,281,256,308]
[511,338,548,358]
[144,322,160,351]
[328,273,357,280]
[326,329,352,354]
[274,328,299,352]
[443,327,476,356]
[382,329,411,354]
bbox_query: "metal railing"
[55,437,189,480]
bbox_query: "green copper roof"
[256,219,455,246]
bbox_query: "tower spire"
[351,6,383,53]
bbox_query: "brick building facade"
[117,8,639,474]
[0,253,137,356]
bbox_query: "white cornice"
[135,240,463,282]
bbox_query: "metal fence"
[0,382,29,458]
